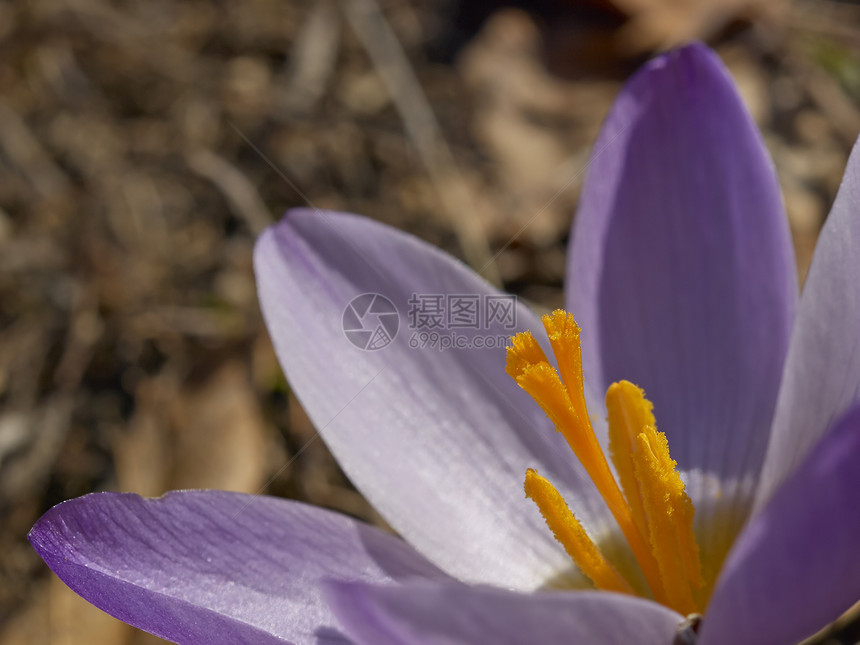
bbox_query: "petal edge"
[757,135,860,507]
[30,491,446,644]
[327,580,684,645]
[702,404,860,645]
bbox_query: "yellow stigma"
[506,310,704,614]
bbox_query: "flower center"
[506,310,705,615]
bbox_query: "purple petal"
[327,580,683,645]
[566,44,797,533]
[255,209,612,589]
[757,136,860,506]
[29,490,448,644]
[701,404,860,645]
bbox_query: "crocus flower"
[29,43,860,645]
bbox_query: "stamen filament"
[524,469,634,595]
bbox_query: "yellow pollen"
[524,469,634,595]
[633,425,704,615]
[506,310,704,615]
[542,311,589,427]
[606,381,655,544]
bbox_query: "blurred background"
[0,0,858,642]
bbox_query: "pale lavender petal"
[255,209,612,589]
[29,491,448,645]
[566,44,797,539]
[757,136,860,507]
[701,404,860,645]
[327,580,684,645]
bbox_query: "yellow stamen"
[633,425,704,616]
[505,316,665,602]
[606,381,655,542]
[524,468,634,595]
[507,310,708,615]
